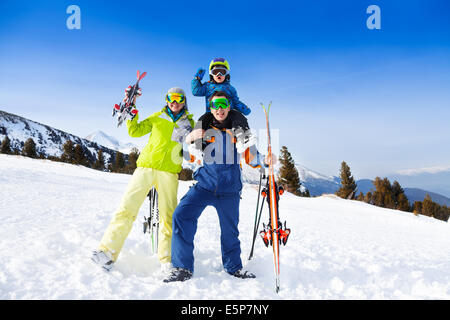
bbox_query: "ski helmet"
[209,58,230,71]
[166,87,188,109]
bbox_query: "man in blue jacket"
[164,91,271,282]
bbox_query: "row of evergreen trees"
[0,136,138,173]
[336,161,450,222]
[1,135,194,180]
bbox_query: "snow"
[1,154,449,300]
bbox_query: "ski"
[113,70,147,127]
[143,187,159,254]
[262,102,280,292]
[260,102,290,293]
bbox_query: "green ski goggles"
[209,97,230,110]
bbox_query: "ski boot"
[91,250,114,272]
[163,268,193,283]
[229,269,256,279]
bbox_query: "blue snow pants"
[171,184,242,274]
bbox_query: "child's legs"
[216,194,242,274]
[154,170,179,264]
[171,185,209,273]
[99,167,154,261]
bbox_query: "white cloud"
[397,165,450,176]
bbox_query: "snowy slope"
[1,154,449,300]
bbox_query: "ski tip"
[137,70,140,79]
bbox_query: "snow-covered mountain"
[240,161,340,196]
[1,154,449,299]
[85,130,138,154]
[0,110,121,165]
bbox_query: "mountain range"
[0,110,120,165]
[356,179,450,207]
[85,130,138,154]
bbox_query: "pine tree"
[413,201,422,216]
[391,180,410,211]
[124,147,140,174]
[335,161,357,199]
[277,146,304,196]
[422,194,437,217]
[73,144,87,166]
[94,149,105,170]
[1,136,11,154]
[372,177,395,209]
[364,191,373,204]
[22,138,37,158]
[113,151,125,173]
[61,140,75,163]
[396,193,410,212]
[356,192,365,201]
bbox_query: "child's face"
[212,74,225,83]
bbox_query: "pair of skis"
[113,71,158,253]
[112,70,147,127]
[143,187,159,254]
[248,102,291,293]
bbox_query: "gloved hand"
[195,68,206,80]
[130,107,138,120]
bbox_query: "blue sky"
[0,0,449,179]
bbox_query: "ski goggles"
[209,97,230,110]
[209,67,229,77]
[166,93,185,104]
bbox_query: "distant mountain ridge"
[0,110,119,165]
[388,169,450,199]
[85,130,138,154]
[356,179,450,207]
[238,161,340,196]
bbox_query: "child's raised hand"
[195,68,206,80]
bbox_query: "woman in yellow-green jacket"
[92,87,195,271]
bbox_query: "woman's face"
[167,100,185,115]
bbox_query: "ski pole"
[248,192,266,260]
[248,172,262,260]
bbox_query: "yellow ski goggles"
[166,93,185,104]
